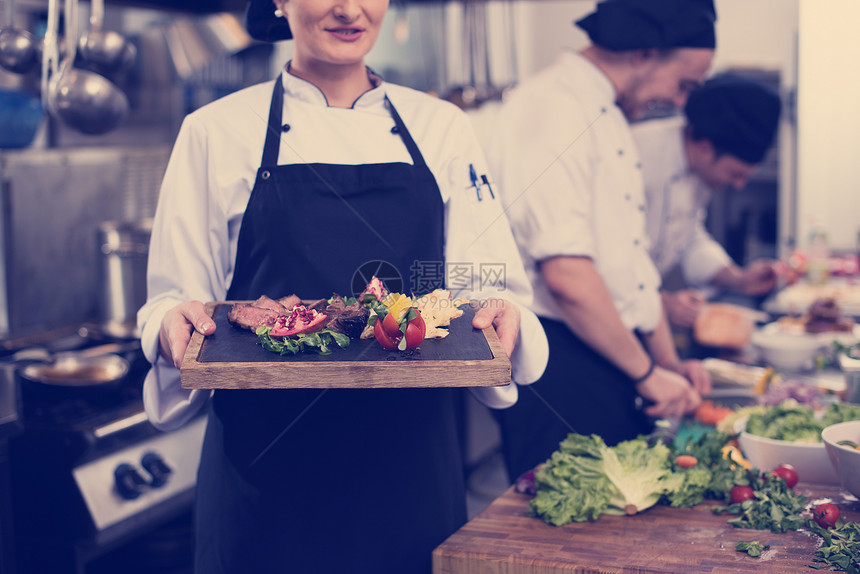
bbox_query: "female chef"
[137,0,548,572]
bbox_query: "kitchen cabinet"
[434,483,859,573]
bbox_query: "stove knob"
[141,452,172,488]
[114,463,148,500]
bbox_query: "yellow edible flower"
[382,292,414,322]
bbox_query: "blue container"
[0,89,44,149]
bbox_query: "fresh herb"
[712,470,807,533]
[337,295,358,306]
[663,429,747,508]
[528,434,683,526]
[361,293,388,322]
[256,326,350,355]
[736,540,769,557]
[808,520,860,573]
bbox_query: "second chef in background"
[486,0,715,482]
[635,73,783,329]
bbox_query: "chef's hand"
[661,289,706,329]
[159,300,216,369]
[676,359,712,397]
[739,259,779,295]
[636,367,702,419]
[471,298,520,358]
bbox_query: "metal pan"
[21,353,129,387]
[19,343,133,387]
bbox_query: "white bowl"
[750,325,826,372]
[821,420,860,497]
[735,417,840,485]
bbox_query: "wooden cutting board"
[180,301,510,389]
[433,483,860,573]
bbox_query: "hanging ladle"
[44,0,129,135]
[78,0,136,75]
[0,0,39,74]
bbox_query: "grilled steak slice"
[278,295,302,310]
[307,298,329,313]
[253,295,289,315]
[325,298,370,338]
[227,303,281,331]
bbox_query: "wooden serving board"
[433,483,860,574]
[180,301,511,389]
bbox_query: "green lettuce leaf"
[528,433,683,526]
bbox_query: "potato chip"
[414,289,469,339]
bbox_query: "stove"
[6,341,206,574]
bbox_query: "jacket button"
[391,125,400,134]
[282,124,291,132]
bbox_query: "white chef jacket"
[633,116,732,286]
[138,69,549,431]
[485,50,662,331]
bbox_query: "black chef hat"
[576,0,717,51]
[246,0,292,42]
[684,73,782,164]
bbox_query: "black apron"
[495,316,654,482]
[195,78,465,574]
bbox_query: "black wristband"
[630,356,656,384]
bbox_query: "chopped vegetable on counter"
[694,401,734,426]
[808,519,860,573]
[712,470,808,533]
[736,540,770,557]
[664,429,746,508]
[528,434,683,526]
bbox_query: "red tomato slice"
[373,319,399,350]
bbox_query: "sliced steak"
[227,303,281,331]
[253,295,289,315]
[325,299,370,338]
[307,298,329,313]
[278,295,302,310]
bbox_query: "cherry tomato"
[374,311,426,350]
[772,464,799,488]
[729,485,755,504]
[812,503,840,528]
[674,455,698,468]
[373,319,399,349]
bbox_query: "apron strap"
[261,76,285,168]
[385,95,427,168]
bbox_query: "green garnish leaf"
[736,541,769,557]
[808,520,860,572]
[331,331,350,348]
[256,327,350,356]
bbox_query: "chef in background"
[137,0,548,572]
[634,73,783,329]
[485,0,715,483]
